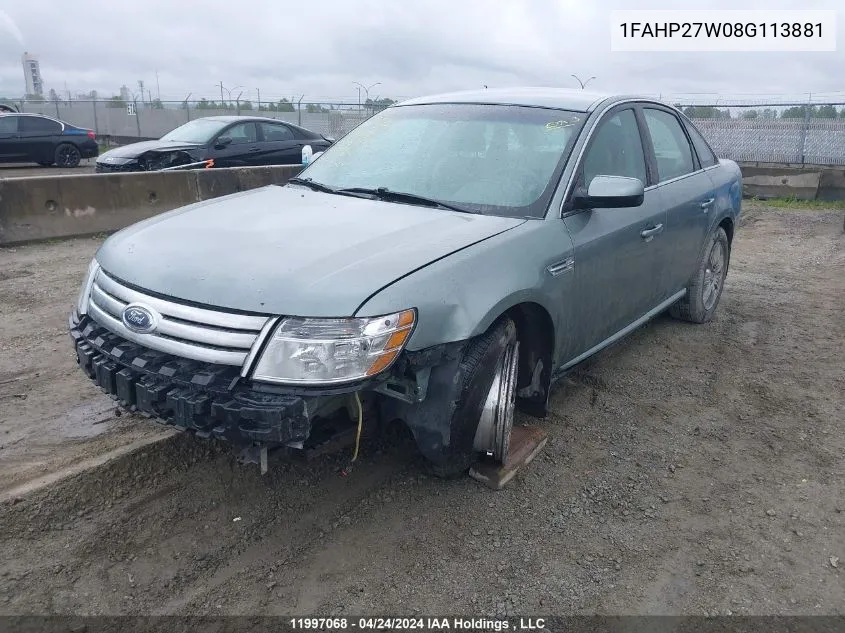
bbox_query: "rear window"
[20,116,62,134]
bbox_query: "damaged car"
[95,115,332,172]
[70,88,742,480]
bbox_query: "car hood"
[98,140,202,160]
[95,185,526,316]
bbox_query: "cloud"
[0,0,843,103]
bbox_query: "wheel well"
[504,302,554,418]
[719,217,734,245]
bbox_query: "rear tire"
[54,143,81,168]
[425,317,519,479]
[670,226,730,324]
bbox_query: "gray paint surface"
[95,184,524,320]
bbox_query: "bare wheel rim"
[473,340,520,462]
[702,239,727,311]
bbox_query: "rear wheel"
[54,143,81,168]
[426,317,519,478]
[670,226,730,323]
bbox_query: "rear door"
[0,115,24,161]
[641,106,717,296]
[560,105,669,364]
[19,115,63,163]
[256,121,304,165]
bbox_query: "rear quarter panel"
[709,158,743,228]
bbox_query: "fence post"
[92,98,99,135]
[134,99,142,137]
[798,107,810,166]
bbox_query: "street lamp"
[217,83,243,109]
[353,81,381,110]
[571,74,596,90]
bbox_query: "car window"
[222,122,257,145]
[19,116,62,135]
[685,121,718,168]
[0,115,18,134]
[643,109,695,182]
[581,109,646,186]
[299,103,586,218]
[259,122,294,142]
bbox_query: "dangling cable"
[341,392,364,476]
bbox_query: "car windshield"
[160,119,229,143]
[296,103,586,218]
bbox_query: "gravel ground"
[0,204,842,616]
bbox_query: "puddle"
[57,399,119,439]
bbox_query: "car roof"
[396,87,652,113]
[197,115,299,124]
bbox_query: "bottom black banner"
[1,616,844,633]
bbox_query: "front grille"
[86,269,274,366]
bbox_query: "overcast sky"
[0,0,843,104]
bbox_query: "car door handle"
[248,147,260,152]
[640,223,664,240]
[700,198,715,211]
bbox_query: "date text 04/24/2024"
[289,618,548,630]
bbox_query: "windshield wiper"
[338,187,476,214]
[287,177,340,194]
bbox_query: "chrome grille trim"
[87,270,272,366]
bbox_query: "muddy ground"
[0,205,842,616]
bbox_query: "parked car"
[0,103,18,113]
[70,88,741,478]
[0,112,98,167]
[95,116,334,172]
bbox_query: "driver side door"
[559,105,669,366]
[209,121,259,168]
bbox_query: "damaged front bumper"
[69,311,464,451]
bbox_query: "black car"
[96,116,334,173]
[0,113,99,167]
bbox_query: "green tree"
[239,100,254,110]
[682,106,730,119]
[816,105,837,119]
[151,98,164,110]
[741,109,758,119]
[106,95,126,108]
[781,105,814,119]
[277,98,295,112]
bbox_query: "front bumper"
[95,161,139,173]
[70,311,311,445]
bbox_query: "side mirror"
[573,175,645,209]
[215,136,232,149]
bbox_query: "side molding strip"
[558,289,687,373]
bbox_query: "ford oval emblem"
[122,303,157,334]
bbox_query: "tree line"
[681,105,845,120]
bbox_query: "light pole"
[353,81,381,111]
[217,83,243,110]
[571,74,596,90]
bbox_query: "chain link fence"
[4,97,845,165]
[683,102,845,166]
[2,98,384,144]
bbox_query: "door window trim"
[640,105,702,183]
[561,103,653,217]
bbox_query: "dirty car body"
[95,115,332,172]
[71,88,742,476]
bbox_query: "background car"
[0,112,98,167]
[95,115,334,172]
[0,103,18,113]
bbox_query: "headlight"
[76,259,101,315]
[251,309,416,385]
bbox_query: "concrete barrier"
[0,164,302,245]
[739,165,821,201]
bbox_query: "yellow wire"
[351,392,363,462]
